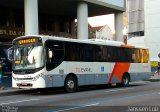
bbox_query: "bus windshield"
[13,44,44,71]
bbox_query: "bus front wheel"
[65,76,77,93]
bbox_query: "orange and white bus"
[10,35,151,92]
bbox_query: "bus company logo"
[74,67,92,73]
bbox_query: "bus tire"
[116,73,130,87]
[122,73,130,87]
[65,76,77,93]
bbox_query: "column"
[71,19,75,35]
[115,13,123,42]
[77,2,88,40]
[53,18,59,33]
[24,0,39,35]
[8,8,15,27]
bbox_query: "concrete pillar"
[77,2,88,39]
[8,8,15,27]
[53,18,59,33]
[71,19,75,35]
[115,13,123,41]
[24,0,39,35]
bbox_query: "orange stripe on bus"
[121,44,135,48]
[108,63,130,84]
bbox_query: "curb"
[148,79,160,82]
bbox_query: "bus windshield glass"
[13,44,44,71]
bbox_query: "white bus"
[11,35,151,92]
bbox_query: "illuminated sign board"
[18,38,38,45]
[15,60,21,64]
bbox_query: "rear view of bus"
[12,36,45,88]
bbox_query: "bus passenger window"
[45,40,64,71]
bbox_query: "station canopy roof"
[0,0,125,18]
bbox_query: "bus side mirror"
[7,47,13,61]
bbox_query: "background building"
[127,0,145,47]
[127,0,160,71]
[0,0,126,42]
[94,25,114,40]
[127,0,144,38]
[144,0,160,62]
[0,0,126,87]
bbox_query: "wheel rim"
[123,76,129,85]
[67,80,75,89]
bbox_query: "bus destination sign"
[18,38,38,45]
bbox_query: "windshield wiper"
[28,47,34,55]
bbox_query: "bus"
[11,35,151,92]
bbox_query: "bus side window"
[81,44,94,62]
[45,40,64,71]
[95,45,105,62]
[141,49,149,63]
[133,49,140,63]
[64,42,80,61]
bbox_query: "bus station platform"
[149,73,160,82]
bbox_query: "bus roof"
[15,35,148,49]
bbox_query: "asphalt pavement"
[0,81,160,112]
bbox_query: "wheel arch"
[123,72,131,82]
[65,73,78,84]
